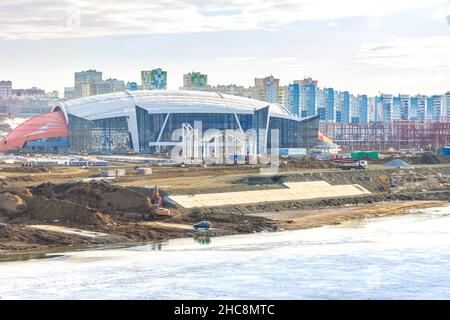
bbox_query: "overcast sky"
[1,0,449,96]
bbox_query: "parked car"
[193,221,212,230]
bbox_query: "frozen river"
[1,205,450,299]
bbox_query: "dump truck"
[337,160,368,170]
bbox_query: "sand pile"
[0,192,27,217]
[0,181,116,226]
[33,182,152,214]
[25,196,115,226]
[384,159,411,167]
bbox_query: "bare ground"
[0,160,449,257]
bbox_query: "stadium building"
[0,90,319,154]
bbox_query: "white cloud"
[0,0,447,39]
[215,56,303,63]
[328,21,338,28]
[430,3,450,23]
[356,36,450,70]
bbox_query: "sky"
[0,0,449,96]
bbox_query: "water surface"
[1,205,450,299]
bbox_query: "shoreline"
[256,200,448,231]
[1,199,447,261]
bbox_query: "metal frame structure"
[320,121,450,151]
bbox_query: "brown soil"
[32,182,153,214]
[25,196,116,226]
[0,166,53,173]
[279,156,337,170]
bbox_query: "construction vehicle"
[336,160,368,170]
[150,185,171,216]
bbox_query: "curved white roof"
[55,90,297,121]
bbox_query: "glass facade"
[133,105,317,153]
[341,91,350,123]
[24,137,69,152]
[136,106,167,152]
[252,107,269,152]
[268,115,319,149]
[68,114,132,153]
[68,106,319,153]
[325,88,334,121]
[159,113,240,142]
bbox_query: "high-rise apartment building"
[340,91,350,123]
[141,68,167,90]
[444,92,450,120]
[46,90,59,99]
[74,69,102,98]
[254,75,280,104]
[430,95,445,121]
[324,88,334,121]
[64,87,75,100]
[409,96,418,120]
[349,94,359,123]
[416,95,428,121]
[315,88,326,120]
[95,79,125,95]
[335,91,342,122]
[209,84,246,96]
[398,94,410,120]
[285,83,299,116]
[381,94,394,122]
[0,81,12,98]
[278,86,286,108]
[12,87,45,98]
[182,72,208,91]
[295,78,317,117]
[391,96,401,121]
[358,95,368,123]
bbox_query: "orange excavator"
[150,186,171,216]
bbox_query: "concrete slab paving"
[169,181,371,208]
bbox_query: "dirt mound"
[415,153,441,164]
[0,178,7,187]
[33,182,152,214]
[25,196,115,226]
[0,184,33,198]
[4,176,38,183]
[279,157,336,169]
[234,175,287,186]
[31,182,72,198]
[0,192,27,217]
[0,166,52,173]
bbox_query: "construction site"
[1,113,450,257]
[0,150,449,258]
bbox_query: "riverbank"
[1,160,449,257]
[1,199,448,260]
[249,200,449,230]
